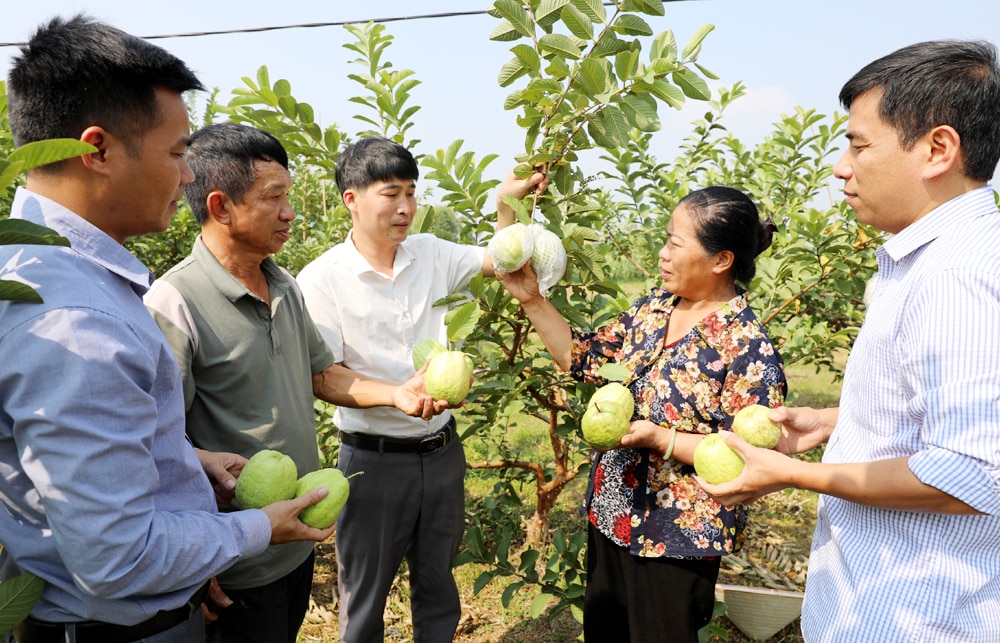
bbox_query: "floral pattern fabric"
[570,288,786,558]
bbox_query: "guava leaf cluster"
[235,449,298,509]
[425,350,474,405]
[731,404,782,449]
[693,434,745,485]
[295,468,352,529]
[581,382,635,450]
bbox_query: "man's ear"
[78,126,111,175]
[923,124,962,180]
[206,191,232,225]
[341,188,358,214]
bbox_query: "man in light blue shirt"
[698,41,1000,641]
[0,15,335,642]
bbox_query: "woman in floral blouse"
[497,186,786,642]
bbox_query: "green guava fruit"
[412,337,447,371]
[693,434,745,485]
[235,449,298,509]
[295,468,350,529]
[424,350,474,405]
[587,382,635,419]
[581,400,631,450]
[732,404,782,449]
[489,222,534,272]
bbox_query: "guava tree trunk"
[467,407,586,548]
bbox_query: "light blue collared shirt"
[0,188,271,624]
[803,186,1000,642]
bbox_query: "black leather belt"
[13,581,210,643]
[339,417,457,455]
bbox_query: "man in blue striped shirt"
[699,40,1000,641]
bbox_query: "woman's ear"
[713,249,735,274]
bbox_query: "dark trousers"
[584,523,720,643]
[335,434,466,643]
[206,550,315,643]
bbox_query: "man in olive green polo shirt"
[144,122,445,643]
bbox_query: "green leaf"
[614,49,641,82]
[673,68,711,100]
[277,95,298,119]
[682,24,716,60]
[624,0,665,16]
[619,93,660,131]
[0,159,25,191]
[498,58,530,87]
[511,44,542,72]
[273,78,292,97]
[592,33,632,58]
[578,58,610,95]
[538,34,583,60]
[296,102,315,124]
[492,0,536,39]
[597,363,631,382]
[611,14,653,36]
[560,4,594,40]
[518,548,541,574]
[694,62,720,81]
[570,0,606,22]
[501,580,525,608]
[255,66,271,91]
[473,570,496,595]
[544,57,573,79]
[536,0,571,27]
[651,29,678,62]
[587,105,630,148]
[504,89,528,111]
[450,551,476,567]
[0,219,71,247]
[412,204,435,234]
[8,139,98,172]
[489,20,522,42]
[0,280,43,303]
[495,531,512,565]
[528,592,553,618]
[647,79,686,109]
[0,572,45,631]
[446,301,481,343]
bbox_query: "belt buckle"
[418,430,447,455]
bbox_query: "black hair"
[839,39,1000,182]
[334,137,419,196]
[678,186,776,288]
[183,122,290,225]
[7,14,203,168]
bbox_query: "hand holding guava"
[262,488,338,545]
[769,405,835,454]
[395,364,449,420]
[694,430,796,506]
[496,261,543,306]
[196,448,246,506]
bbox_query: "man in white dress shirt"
[297,136,546,642]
